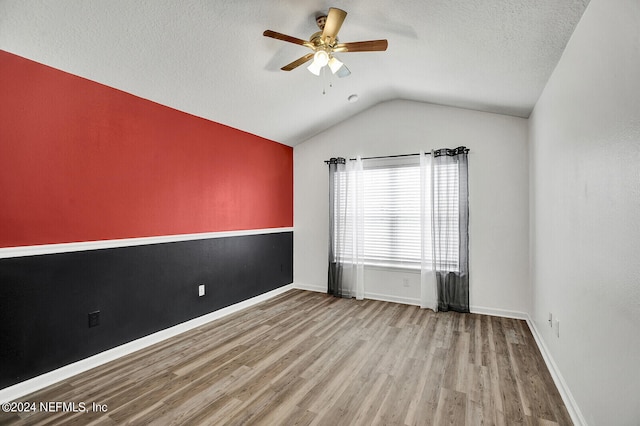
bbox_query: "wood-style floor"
[1,289,572,425]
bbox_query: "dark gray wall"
[0,232,293,389]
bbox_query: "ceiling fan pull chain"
[322,66,327,95]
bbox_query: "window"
[363,163,421,267]
[334,157,460,271]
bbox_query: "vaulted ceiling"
[0,0,590,146]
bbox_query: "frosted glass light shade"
[314,51,329,66]
[307,51,330,75]
[328,57,343,74]
[307,61,322,75]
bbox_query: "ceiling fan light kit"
[328,57,342,73]
[307,50,330,75]
[264,7,388,78]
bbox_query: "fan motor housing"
[309,31,337,49]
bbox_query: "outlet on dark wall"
[88,311,100,328]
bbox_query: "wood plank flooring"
[0,290,572,425]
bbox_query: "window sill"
[362,262,460,274]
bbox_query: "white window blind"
[363,164,421,267]
[333,158,460,271]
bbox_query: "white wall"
[294,100,530,315]
[529,0,640,424]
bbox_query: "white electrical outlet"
[555,319,560,338]
[548,312,553,326]
[402,278,410,287]
[198,284,205,297]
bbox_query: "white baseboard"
[470,305,528,320]
[363,292,421,306]
[0,283,295,403]
[525,315,587,426]
[293,282,326,293]
[294,283,423,306]
[294,285,529,315]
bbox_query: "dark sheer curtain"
[327,157,346,297]
[433,147,469,313]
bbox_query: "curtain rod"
[349,153,420,161]
[344,146,470,162]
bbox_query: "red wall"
[0,50,293,248]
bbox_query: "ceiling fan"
[263,7,388,78]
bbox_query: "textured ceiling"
[0,0,590,146]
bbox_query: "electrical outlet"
[88,311,100,328]
[198,284,205,297]
[548,312,553,327]
[402,278,410,287]
[555,319,560,338]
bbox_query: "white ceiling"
[0,0,590,146]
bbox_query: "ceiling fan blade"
[281,52,315,71]
[321,8,347,45]
[264,30,313,48]
[334,39,388,52]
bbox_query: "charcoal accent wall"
[0,231,293,389]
